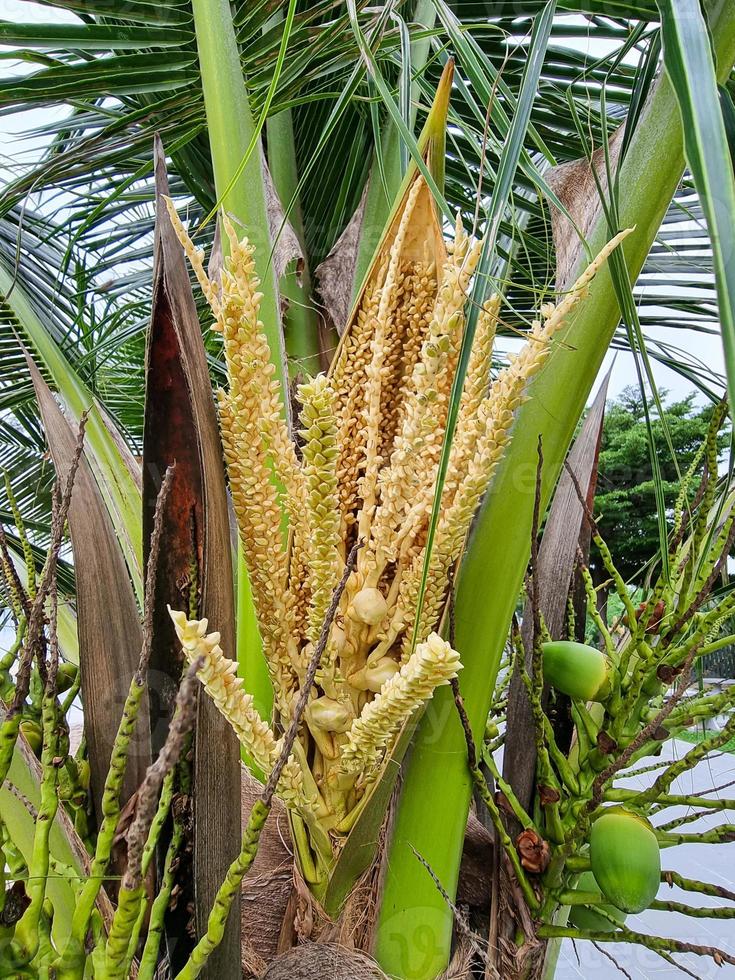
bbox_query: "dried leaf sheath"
[164,184,631,875]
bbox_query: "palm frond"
[0,0,731,547]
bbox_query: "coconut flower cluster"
[164,177,628,846]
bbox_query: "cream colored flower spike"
[166,184,631,847]
[342,633,461,774]
[168,607,306,808]
[168,607,277,772]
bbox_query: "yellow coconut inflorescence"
[163,167,630,872]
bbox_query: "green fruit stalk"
[569,871,627,933]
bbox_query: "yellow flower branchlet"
[164,199,221,311]
[342,633,461,773]
[168,608,305,808]
[168,609,277,773]
[166,185,631,855]
[442,294,501,504]
[298,375,341,645]
[366,219,483,576]
[357,178,425,547]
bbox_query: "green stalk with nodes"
[6,683,61,969]
[54,467,174,979]
[99,660,202,980]
[137,817,184,979]
[174,801,270,980]
[53,668,151,978]
[121,769,178,971]
[3,476,36,600]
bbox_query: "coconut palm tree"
[1,1,735,978]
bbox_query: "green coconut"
[56,661,77,692]
[541,640,611,701]
[590,808,661,914]
[569,870,627,933]
[19,718,43,754]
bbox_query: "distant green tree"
[594,386,726,581]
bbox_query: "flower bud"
[350,587,388,626]
[307,696,353,733]
[349,656,400,693]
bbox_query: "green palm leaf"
[658,0,735,411]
